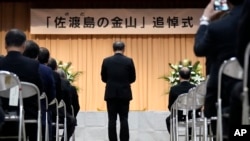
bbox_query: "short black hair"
[48,58,57,71]
[23,40,40,59]
[113,41,125,51]
[5,28,26,47]
[38,47,50,64]
[179,67,191,80]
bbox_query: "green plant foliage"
[57,61,82,84]
[160,59,205,86]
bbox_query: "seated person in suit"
[0,28,43,141]
[70,85,80,118]
[47,58,62,102]
[56,68,76,141]
[166,67,200,140]
[23,40,56,141]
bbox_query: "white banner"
[30,9,203,35]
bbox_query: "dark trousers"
[106,99,130,141]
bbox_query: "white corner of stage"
[74,111,170,141]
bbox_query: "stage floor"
[74,111,170,141]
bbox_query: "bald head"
[179,67,191,80]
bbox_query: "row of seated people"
[0,29,80,141]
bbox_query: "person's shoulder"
[103,55,113,60]
[123,55,132,60]
[22,56,39,65]
[39,64,54,74]
[40,64,52,70]
[170,83,181,90]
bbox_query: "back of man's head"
[228,0,244,6]
[113,41,125,52]
[179,67,191,80]
[57,68,67,79]
[38,47,50,64]
[23,40,40,59]
[5,29,26,47]
[48,58,58,71]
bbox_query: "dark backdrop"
[1,0,210,8]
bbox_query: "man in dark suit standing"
[193,0,244,138]
[165,67,196,140]
[0,28,43,140]
[101,41,136,141]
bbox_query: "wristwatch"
[199,15,210,25]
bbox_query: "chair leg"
[56,116,59,141]
[37,111,42,141]
[64,117,67,141]
[45,112,49,141]
[203,118,207,141]
[185,114,189,141]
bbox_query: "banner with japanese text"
[30,9,203,34]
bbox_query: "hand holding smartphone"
[214,0,229,11]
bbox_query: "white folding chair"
[21,81,42,141]
[170,84,208,141]
[0,71,26,141]
[216,57,243,141]
[58,100,67,141]
[170,93,189,141]
[189,86,208,141]
[50,99,67,141]
[242,42,250,125]
[40,93,49,141]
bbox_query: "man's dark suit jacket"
[101,53,136,101]
[39,64,56,103]
[229,1,250,136]
[168,81,196,118]
[0,51,43,119]
[194,5,243,117]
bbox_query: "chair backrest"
[40,92,48,109]
[21,81,42,141]
[172,93,190,110]
[195,81,207,96]
[21,81,41,111]
[221,57,243,80]
[0,71,26,141]
[0,71,21,99]
[218,57,243,99]
[172,86,204,111]
[242,42,250,125]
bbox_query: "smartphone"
[214,0,229,11]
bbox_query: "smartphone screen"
[214,0,229,11]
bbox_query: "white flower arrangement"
[57,61,82,84]
[161,59,205,86]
